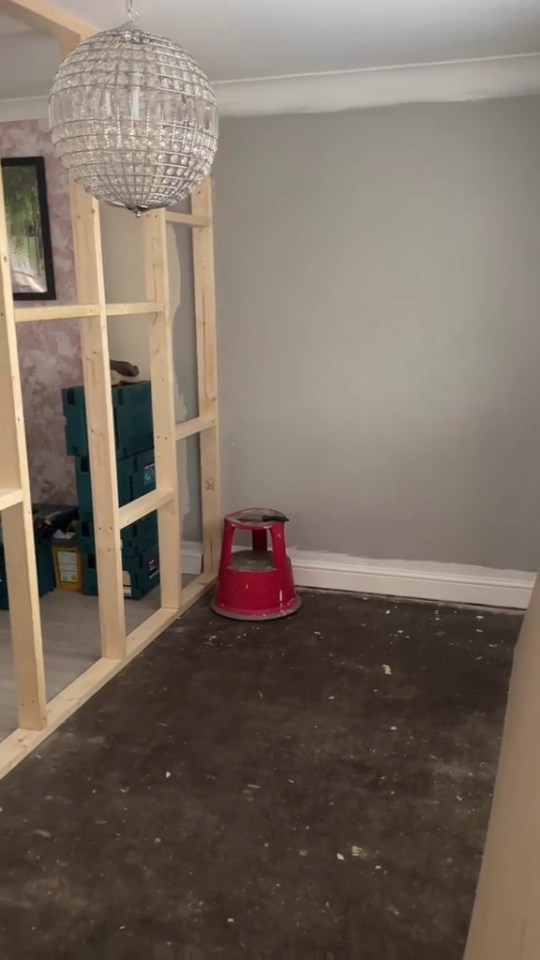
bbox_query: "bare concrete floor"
[0,590,520,959]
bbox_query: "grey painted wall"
[213,98,540,570]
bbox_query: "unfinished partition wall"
[0,0,220,777]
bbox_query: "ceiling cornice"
[1,53,540,123]
[214,54,540,116]
[0,94,49,120]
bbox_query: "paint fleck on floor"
[0,591,520,959]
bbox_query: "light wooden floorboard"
[0,589,161,741]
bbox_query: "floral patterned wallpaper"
[1,119,81,503]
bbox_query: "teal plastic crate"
[75,449,156,521]
[78,512,158,557]
[62,381,153,459]
[81,542,160,600]
[0,539,55,610]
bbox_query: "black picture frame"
[1,156,56,301]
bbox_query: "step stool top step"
[226,508,289,529]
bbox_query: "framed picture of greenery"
[1,156,56,301]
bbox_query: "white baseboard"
[289,551,535,610]
[182,541,204,576]
[181,541,535,610]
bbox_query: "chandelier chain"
[126,0,139,23]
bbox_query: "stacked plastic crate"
[62,381,161,600]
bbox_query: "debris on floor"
[0,591,520,959]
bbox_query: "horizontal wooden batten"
[126,578,212,651]
[106,302,164,316]
[126,607,180,654]
[166,211,211,228]
[0,487,23,512]
[0,659,123,781]
[14,304,101,322]
[118,488,174,528]
[0,578,215,781]
[180,574,214,608]
[14,302,165,323]
[175,415,216,441]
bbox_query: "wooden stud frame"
[0,1,221,777]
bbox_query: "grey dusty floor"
[0,590,521,959]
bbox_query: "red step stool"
[212,508,301,620]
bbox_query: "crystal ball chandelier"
[49,1,218,214]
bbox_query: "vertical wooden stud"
[0,155,47,729]
[143,210,182,609]
[191,178,222,577]
[70,183,126,658]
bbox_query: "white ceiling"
[1,0,540,114]
[44,0,540,80]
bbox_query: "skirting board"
[182,542,536,610]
